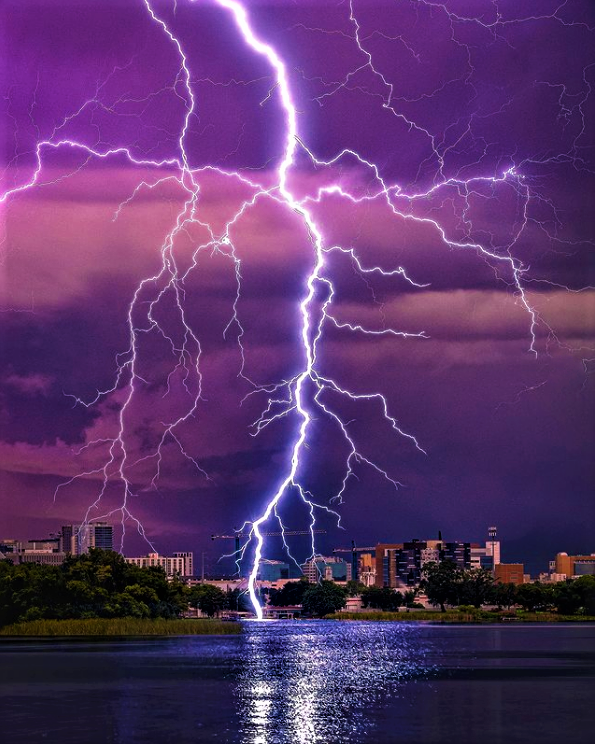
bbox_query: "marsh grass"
[0,618,242,636]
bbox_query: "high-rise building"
[376,539,472,587]
[470,528,501,571]
[60,522,113,554]
[173,551,194,577]
[125,552,193,577]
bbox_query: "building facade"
[376,539,472,588]
[301,556,351,582]
[60,522,113,554]
[125,552,194,577]
[494,563,525,585]
[554,553,595,578]
[258,560,290,582]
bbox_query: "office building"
[125,552,194,578]
[0,539,23,554]
[2,535,65,566]
[376,539,472,588]
[470,527,501,571]
[358,552,376,587]
[553,552,595,578]
[9,551,67,566]
[173,551,194,576]
[301,556,351,582]
[60,522,113,554]
[258,559,290,582]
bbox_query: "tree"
[515,582,552,612]
[225,587,251,612]
[403,588,419,608]
[188,584,227,617]
[458,568,495,608]
[302,581,346,617]
[553,576,595,615]
[268,579,310,607]
[491,582,517,610]
[361,586,403,611]
[421,560,462,612]
[345,580,366,597]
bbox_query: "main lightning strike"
[2,1,592,615]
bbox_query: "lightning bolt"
[2,1,592,616]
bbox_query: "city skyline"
[2,517,591,577]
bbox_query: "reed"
[0,618,242,636]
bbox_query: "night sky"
[1,0,594,575]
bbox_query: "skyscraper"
[60,522,113,554]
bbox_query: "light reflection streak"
[237,620,435,743]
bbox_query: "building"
[60,522,113,554]
[258,559,290,582]
[9,551,67,566]
[125,552,193,578]
[376,539,472,588]
[173,551,194,576]
[494,563,525,585]
[470,527,501,571]
[0,539,23,554]
[358,552,376,587]
[301,556,351,583]
[25,538,61,552]
[553,553,595,578]
[263,605,302,619]
[2,535,65,566]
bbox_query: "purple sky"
[1,0,594,574]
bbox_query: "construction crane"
[333,540,375,582]
[212,529,326,557]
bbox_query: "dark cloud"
[1,0,593,572]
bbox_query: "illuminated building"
[60,522,113,554]
[125,552,193,578]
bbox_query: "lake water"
[1,621,594,743]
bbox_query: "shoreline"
[326,611,595,623]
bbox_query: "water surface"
[1,621,593,743]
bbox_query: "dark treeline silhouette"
[0,549,189,626]
[353,561,595,615]
[420,561,595,614]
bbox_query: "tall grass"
[0,618,242,636]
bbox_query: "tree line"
[0,549,188,626]
[420,560,595,614]
[3,551,593,626]
[0,549,348,624]
[0,549,250,626]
